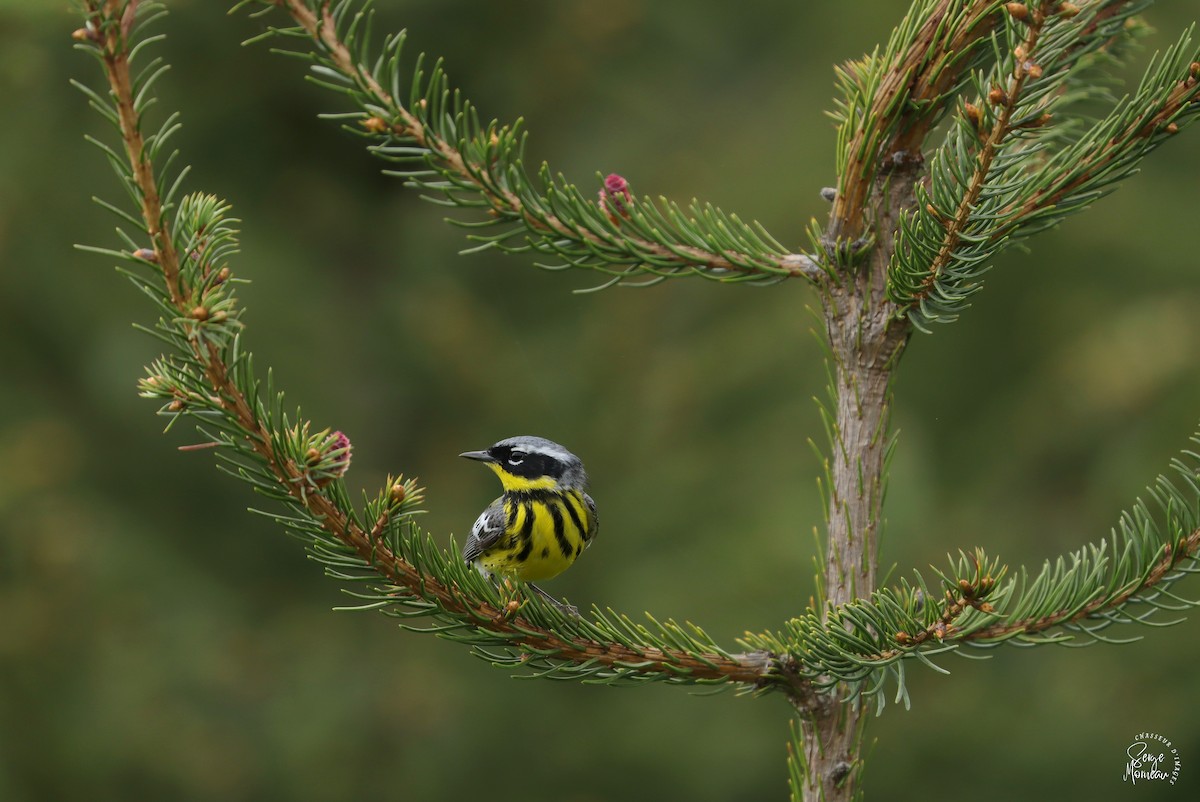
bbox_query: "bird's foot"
[528,582,580,617]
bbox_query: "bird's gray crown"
[488,435,588,488]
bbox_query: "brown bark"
[799,168,916,802]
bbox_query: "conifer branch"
[906,2,1054,313]
[237,0,821,286]
[888,1,1200,328]
[744,442,1200,706]
[967,527,1200,641]
[75,0,795,695]
[828,0,1002,242]
[1012,51,1200,221]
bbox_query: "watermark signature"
[1122,732,1180,786]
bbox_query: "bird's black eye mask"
[489,446,562,480]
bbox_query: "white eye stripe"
[523,446,569,461]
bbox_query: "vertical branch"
[820,171,916,608]
[796,6,1076,793]
[797,5,1035,793]
[800,124,919,802]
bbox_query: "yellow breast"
[479,490,591,582]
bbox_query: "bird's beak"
[459,450,493,462]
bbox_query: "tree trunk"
[799,171,915,801]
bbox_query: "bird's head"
[460,435,588,492]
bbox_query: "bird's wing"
[462,497,507,565]
[583,492,599,543]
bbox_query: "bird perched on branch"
[460,436,598,614]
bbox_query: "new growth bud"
[599,173,632,223]
[963,102,983,129]
[361,116,390,134]
[72,24,102,43]
[1004,3,1028,22]
[305,429,353,488]
[1019,112,1052,129]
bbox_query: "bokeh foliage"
[3,1,1200,800]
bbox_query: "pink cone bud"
[599,173,631,221]
[325,430,352,478]
[308,429,352,487]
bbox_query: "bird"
[460,435,598,614]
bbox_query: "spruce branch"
[234,0,821,287]
[744,440,1200,708]
[1008,32,1200,227]
[828,0,1003,243]
[889,1,1200,328]
[75,0,792,695]
[888,0,1062,327]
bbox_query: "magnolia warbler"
[460,436,598,612]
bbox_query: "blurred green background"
[3,1,1200,799]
